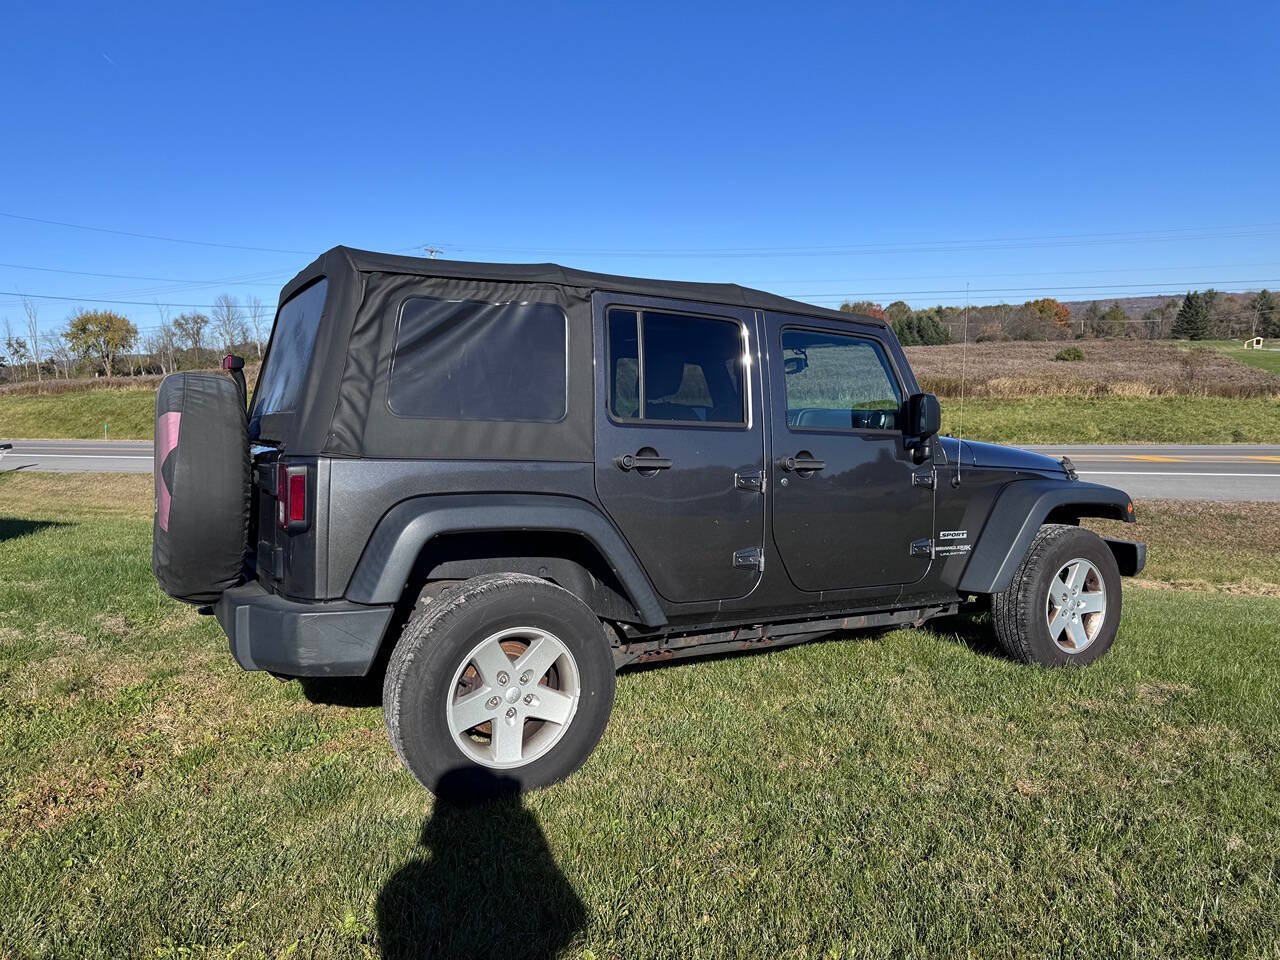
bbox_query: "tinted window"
[252,278,328,419]
[781,329,902,431]
[389,296,567,422]
[607,308,745,424]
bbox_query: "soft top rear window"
[251,278,328,425]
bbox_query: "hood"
[937,437,1069,475]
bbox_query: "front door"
[765,313,934,592]
[593,294,765,603]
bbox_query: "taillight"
[276,463,310,532]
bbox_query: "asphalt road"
[1,439,154,474]
[2,439,1278,500]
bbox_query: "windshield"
[251,278,328,425]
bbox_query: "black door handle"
[778,453,825,473]
[615,451,673,472]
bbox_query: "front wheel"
[991,524,1121,667]
[383,574,616,798]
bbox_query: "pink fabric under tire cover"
[152,373,250,604]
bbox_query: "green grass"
[3,473,1279,957]
[3,385,1279,445]
[1190,340,1280,375]
[942,395,1280,444]
[0,389,154,439]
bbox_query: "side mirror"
[906,392,940,439]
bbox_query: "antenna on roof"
[953,282,969,488]
[423,246,443,259]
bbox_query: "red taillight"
[289,472,307,523]
[276,463,309,531]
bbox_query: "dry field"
[905,340,1280,398]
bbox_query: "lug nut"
[519,671,532,685]
[505,707,517,719]
[523,694,537,705]
[497,671,509,685]
[486,696,501,710]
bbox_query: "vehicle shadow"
[296,673,384,709]
[376,769,585,959]
[919,611,1006,659]
[0,518,66,543]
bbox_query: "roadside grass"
[3,474,1279,957]
[1087,500,1280,596]
[3,385,1278,445]
[0,389,154,440]
[940,395,1280,444]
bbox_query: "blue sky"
[2,0,1278,335]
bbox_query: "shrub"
[1054,346,1085,362]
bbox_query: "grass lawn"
[1191,340,1280,376]
[3,474,1279,958]
[941,395,1280,444]
[3,386,1278,445]
[0,389,154,440]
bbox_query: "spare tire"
[152,373,250,604]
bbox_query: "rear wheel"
[991,524,1121,667]
[383,574,615,798]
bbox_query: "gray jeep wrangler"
[152,246,1145,797]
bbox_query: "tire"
[151,372,249,604]
[991,524,1121,667]
[383,573,616,799]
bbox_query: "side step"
[613,603,957,669]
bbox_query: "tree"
[22,295,42,383]
[840,300,886,320]
[1172,291,1210,340]
[173,312,210,367]
[65,309,138,377]
[1249,289,1278,338]
[212,294,245,354]
[1100,303,1129,338]
[1080,301,1104,338]
[245,296,268,358]
[1022,297,1071,335]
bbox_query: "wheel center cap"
[504,686,521,704]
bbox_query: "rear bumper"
[214,581,394,677]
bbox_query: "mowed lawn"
[3,384,1278,444]
[2,474,1279,958]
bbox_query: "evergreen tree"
[1172,291,1209,340]
[1100,303,1129,338]
[1081,301,1104,338]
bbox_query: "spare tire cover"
[152,373,250,604]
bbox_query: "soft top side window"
[389,295,568,422]
[781,328,903,432]
[607,307,746,425]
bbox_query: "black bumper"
[214,581,395,677]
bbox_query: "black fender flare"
[956,479,1135,595]
[344,493,667,627]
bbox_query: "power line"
[0,260,292,287]
[0,212,320,255]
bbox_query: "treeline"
[0,294,269,385]
[841,289,1280,344]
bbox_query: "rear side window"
[607,308,746,424]
[389,296,567,422]
[781,328,903,431]
[252,278,329,419]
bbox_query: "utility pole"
[423,246,443,259]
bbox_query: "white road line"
[1078,471,1280,478]
[7,453,152,460]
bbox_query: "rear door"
[593,294,765,603]
[765,313,934,591]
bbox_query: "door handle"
[615,451,673,473]
[778,453,826,474]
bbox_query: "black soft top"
[279,246,876,327]
[257,245,897,461]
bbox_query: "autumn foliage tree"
[1022,298,1071,333]
[65,309,138,377]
